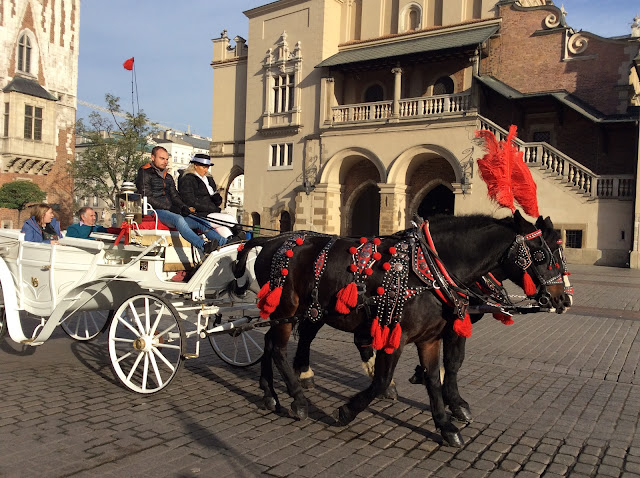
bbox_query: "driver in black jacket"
[135,146,226,254]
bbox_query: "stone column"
[320,77,335,126]
[391,67,403,121]
[310,183,343,234]
[378,183,408,234]
[630,115,640,268]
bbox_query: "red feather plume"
[475,125,540,217]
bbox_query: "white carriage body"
[0,228,258,346]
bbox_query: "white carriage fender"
[0,255,30,343]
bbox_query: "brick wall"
[483,4,635,116]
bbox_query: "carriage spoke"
[155,343,181,350]
[142,353,150,392]
[116,351,133,363]
[149,305,165,336]
[148,350,164,387]
[145,297,151,334]
[126,352,144,380]
[61,309,110,342]
[155,323,177,341]
[128,301,146,335]
[117,313,142,337]
[152,346,176,372]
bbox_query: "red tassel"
[257,282,271,300]
[380,325,390,345]
[493,312,514,325]
[453,313,472,338]
[371,318,383,350]
[335,282,358,314]
[522,271,537,296]
[257,285,283,319]
[388,323,402,349]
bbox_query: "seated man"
[66,207,109,240]
[135,146,225,254]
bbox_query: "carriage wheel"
[108,294,185,394]
[208,317,265,367]
[61,310,112,341]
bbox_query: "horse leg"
[416,340,464,447]
[335,345,402,425]
[353,327,398,400]
[442,329,473,424]
[259,327,280,412]
[268,322,309,420]
[292,319,324,390]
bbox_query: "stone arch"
[362,82,386,102]
[399,2,423,32]
[320,147,386,185]
[388,144,462,184]
[15,28,39,78]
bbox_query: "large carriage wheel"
[208,316,265,367]
[108,293,185,394]
[61,310,112,341]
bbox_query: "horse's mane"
[427,214,516,235]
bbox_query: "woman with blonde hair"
[21,203,63,244]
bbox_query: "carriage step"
[182,353,199,359]
[20,339,44,346]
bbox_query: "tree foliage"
[71,94,156,209]
[0,181,47,223]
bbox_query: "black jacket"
[178,171,223,216]
[136,163,188,214]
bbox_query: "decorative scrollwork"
[567,33,588,54]
[544,13,560,29]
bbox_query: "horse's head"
[504,211,572,314]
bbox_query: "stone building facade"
[211,0,640,266]
[0,0,79,228]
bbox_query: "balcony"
[327,92,472,126]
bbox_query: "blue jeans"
[154,210,227,251]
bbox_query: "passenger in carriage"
[177,154,244,243]
[135,146,226,254]
[65,207,108,240]
[21,203,63,244]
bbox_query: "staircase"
[478,117,635,200]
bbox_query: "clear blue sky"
[77,0,639,138]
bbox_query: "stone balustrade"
[478,117,634,200]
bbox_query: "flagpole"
[130,63,135,117]
[133,62,140,117]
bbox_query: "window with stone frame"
[565,229,583,249]
[18,33,32,73]
[24,104,42,140]
[3,103,8,137]
[273,73,296,113]
[269,143,294,170]
[433,76,454,95]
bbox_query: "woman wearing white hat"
[178,154,243,242]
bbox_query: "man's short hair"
[151,146,168,156]
[77,206,93,219]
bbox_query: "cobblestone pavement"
[2,264,640,477]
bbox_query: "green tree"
[0,181,47,223]
[71,94,156,210]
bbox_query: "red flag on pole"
[123,57,134,71]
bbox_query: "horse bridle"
[505,229,564,307]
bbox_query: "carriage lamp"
[118,181,142,224]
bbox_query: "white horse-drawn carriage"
[0,208,263,394]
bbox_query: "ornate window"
[18,33,32,73]
[24,104,42,140]
[261,32,302,132]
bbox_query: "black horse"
[232,212,571,446]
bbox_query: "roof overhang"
[316,22,500,69]
[475,74,635,124]
[2,75,58,101]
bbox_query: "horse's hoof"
[263,397,277,412]
[291,401,308,420]
[378,384,398,401]
[441,429,464,448]
[299,376,315,390]
[332,406,353,426]
[450,405,473,424]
